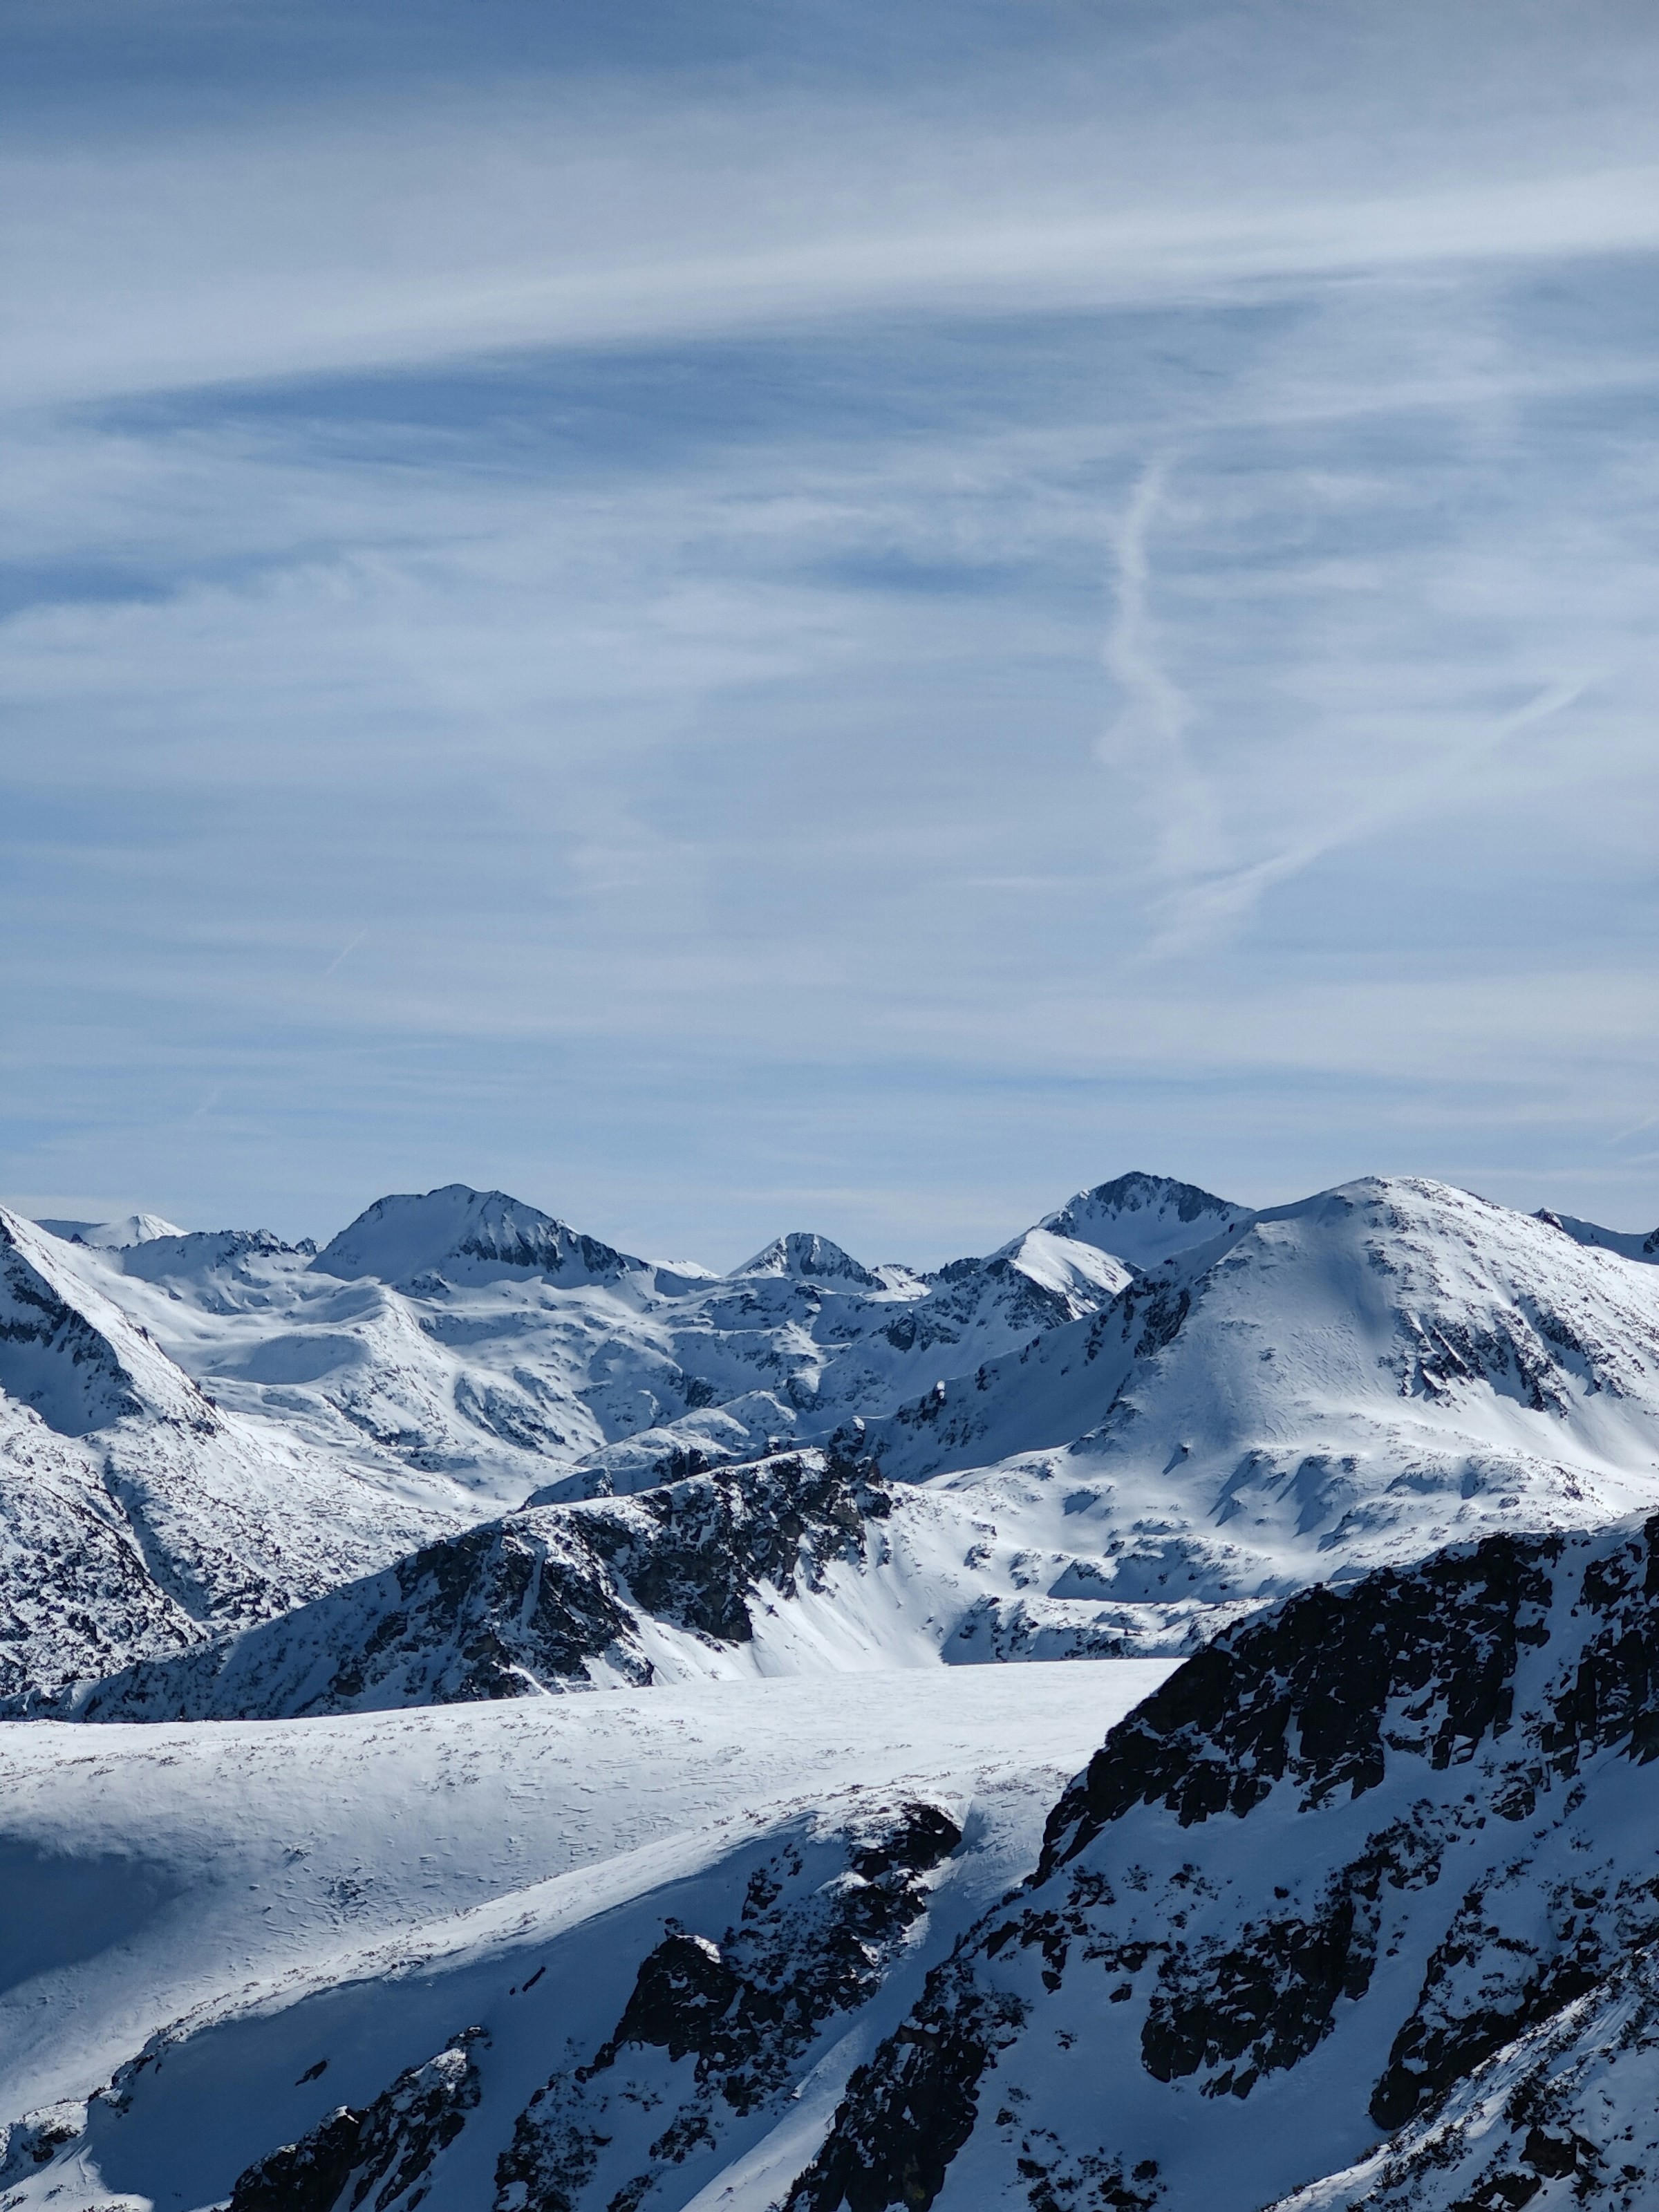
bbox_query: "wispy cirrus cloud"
[3,0,1659,1254]
[5,7,1659,409]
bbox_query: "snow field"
[0,1657,1174,2209]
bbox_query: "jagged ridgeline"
[13,1515,1659,2209]
[4,1168,1659,2212]
[6,1172,1659,1710]
[790,1514,1659,2212]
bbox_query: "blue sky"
[3,0,1658,1264]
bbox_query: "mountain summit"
[313,1183,646,1288]
[1039,1169,1249,1270]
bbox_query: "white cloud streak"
[5,51,1659,407]
[4,1,1659,1246]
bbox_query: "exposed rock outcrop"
[227,2029,486,2212]
[787,1512,1659,2212]
[26,1449,894,1720]
[496,1800,962,2212]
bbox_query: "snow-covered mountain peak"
[34,1210,185,1248]
[0,1206,216,1438]
[1040,1169,1249,1271]
[312,1184,646,1289]
[845,1172,1659,1650]
[731,1230,886,1288]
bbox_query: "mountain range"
[2,1165,1658,2210]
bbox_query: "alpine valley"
[3,1168,1659,2212]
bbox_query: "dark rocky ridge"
[787,1512,1659,2212]
[494,1800,962,2212]
[17,1448,894,1721]
[227,2028,487,2212]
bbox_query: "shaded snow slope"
[789,1509,1659,2212]
[1270,1943,1659,2211]
[1,1206,215,1436]
[0,1662,1171,2211]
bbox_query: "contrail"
[1099,459,1219,889]
[322,928,368,977]
[1149,675,1588,957]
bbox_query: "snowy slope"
[0,1208,479,1702]
[788,1508,1659,2212]
[24,1180,1152,1516]
[0,1660,1172,2211]
[1537,1206,1659,1264]
[1,1205,216,1436]
[843,1177,1659,1652]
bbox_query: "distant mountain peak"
[35,1211,185,1249]
[733,1231,881,1288]
[312,1183,645,1288]
[1040,1170,1248,1271]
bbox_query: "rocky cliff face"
[26,1448,899,1719]
[789,1510,1659,2212]
[227,2029,487,2212]
[494,1799,962,2212]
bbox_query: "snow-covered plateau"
[2,1165,1658,2208]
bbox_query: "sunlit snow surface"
[0,1660,1172,2209]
